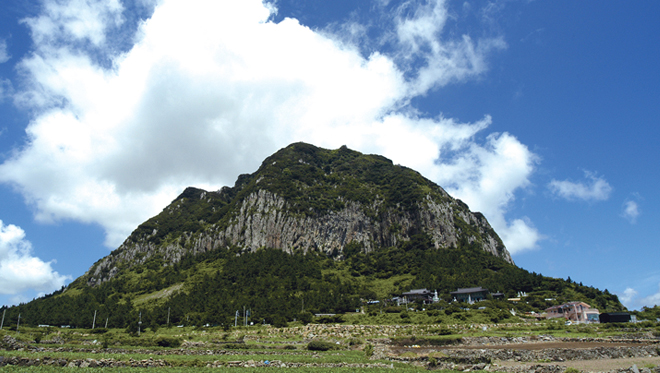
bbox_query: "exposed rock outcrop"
[82,142,512,286]
[86,188,510,286]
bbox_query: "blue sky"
[0,0,658,310]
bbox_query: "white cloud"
[617,284,660,310]
[392,0,506,93]
[21,0,124,47]
[622,200,640,224]
[0,220,69,296]
[549,171,612,202]
[435,132,541,254]
[619,287,638,308]
[640,285,660,309]
[0,39,10,63]
[1,0,539,256]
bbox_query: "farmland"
[2,318,659,372]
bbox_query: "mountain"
[83,142,511,287]
[3,143,624,328]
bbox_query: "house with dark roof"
[450,287,489,303]
[401,288,433,302]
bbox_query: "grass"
[0,349,382,365]
[1,319,642,350]
[0,368,428,373]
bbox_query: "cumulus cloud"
[619,287,638,308]
[622,200,640,224]
[0,220,69,296]
[435,132,541,254]
[0,0,539,255]
[549,171,612,202]
[617,284,660,310]
[640,285,660,309]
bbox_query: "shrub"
[348,338,362,346]
[155,336,182,348]
[364,343,374,358]
[299,311,313,325]
[307,340,337,351]
[224,343,249,349]
[102,336,111,349]
[91,328,109,334]
[272,315,288,328]
[316,315,344,324]
[437,327,453,335]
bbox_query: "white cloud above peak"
[1,0,539,256]
[549,171,612,202]
[392,0,506,94]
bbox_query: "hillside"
[2,143,624,328]
[82,142,511,287]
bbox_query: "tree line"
[2,233,623,329]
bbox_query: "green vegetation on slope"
[3,232,622,329]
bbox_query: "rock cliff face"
[84,143,512,286]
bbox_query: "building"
[450,287,489,303]
[545,301,599,323]
[599,312,631,323]
[491,292,505,300]
[401,288,433,302]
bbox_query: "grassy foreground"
[1,320,658,372]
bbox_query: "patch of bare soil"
[496,357,660,372]
[391,340,660,372]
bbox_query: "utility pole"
[243,306,246,327]
[92,310,97,329]
[234,310,238,327]
[166,307,170,327]
[138,312,142,336]
[17,313,21,334]
[1,309,5,330]
[105,317,109,329]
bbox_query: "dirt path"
[496,356,660,371]
[392,341,656,354]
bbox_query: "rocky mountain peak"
[83,142,512,286]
